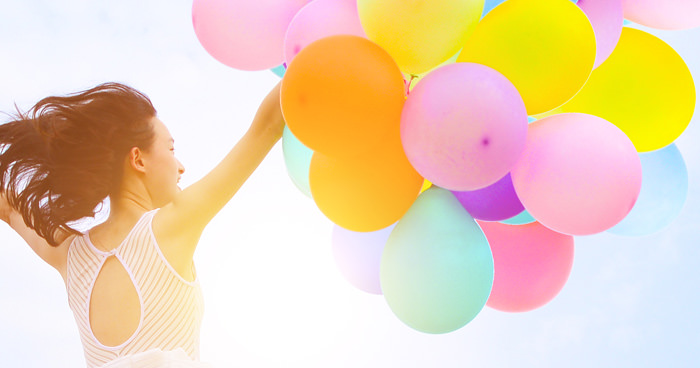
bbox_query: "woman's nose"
[177,159,185,175]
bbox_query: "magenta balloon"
[511,113,642,235]
[331,224,395,295]
[622,0,700,30]
[401,63,528,191]
[478,221,574,313]
[577,0,624,69]
[451,173,524,221]
[192,0,309,70]
[284,0,366,65]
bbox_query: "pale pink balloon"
[622,0,700,30]
[511,113,642,236]
[192,0,309,71]
[284,0,367,65]
[576,0,624,69]
[401,63,528,191]
[478,221,574,313]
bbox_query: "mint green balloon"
[500,209,536,225]
[381,187,494,334]
[282,125,313,198]
[270,64,286,78]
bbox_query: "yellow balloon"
[358,0,484,75]
[405,51,461,94]
[541,28,696,152]
[458,0,596,115]
[420,179,433,194]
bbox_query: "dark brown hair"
[0,82,157,246]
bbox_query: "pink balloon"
[401,63,528,191]
[192,0,309,71]
[332,224,395,295]
[478,221,574,313]
[511,113,642,235]
[284,0,367,65]
[622,0,700,30]
[576,0,623,69]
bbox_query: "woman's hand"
[249,81,285,141]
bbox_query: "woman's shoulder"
[151,205,199,281]
[53,232,81,281]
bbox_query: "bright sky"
[1,1,699,367]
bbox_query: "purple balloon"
[451,173,524,221]
[331,224,395,295]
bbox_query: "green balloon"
[381,187,494,334]
[500,209,536,225]
[270,64,286,78]
[282,126,313,198]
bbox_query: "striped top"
[65,209,204,368]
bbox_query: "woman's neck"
[88,193,154,252]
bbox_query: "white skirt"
[100,348,213,368]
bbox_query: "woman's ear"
[128,146,147,173]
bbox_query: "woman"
[0,81,285,367]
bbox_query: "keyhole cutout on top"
[89,255,142,347]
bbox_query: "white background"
[1,1,699,367]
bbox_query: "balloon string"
[405,74,418,97]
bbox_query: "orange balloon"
[310,128,423,232]
[281,35,406,158]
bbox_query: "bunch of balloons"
[192,0,696,334]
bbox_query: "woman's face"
[142,117,185,207]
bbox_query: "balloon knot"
[405,74,418,96]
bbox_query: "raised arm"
[0,192,71,277]
[154,82,285,253]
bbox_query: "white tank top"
[65,209,204,368]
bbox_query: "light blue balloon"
[623,19,632,26]
[500,209,536,225]
[481,0,505,18]
[282,126,313,198]
[528,116,537,124]
[608,144,688,237]
[381,187,494,334]
[270,64,286,78]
